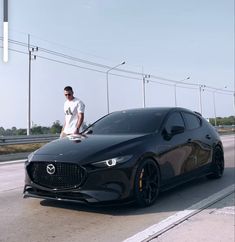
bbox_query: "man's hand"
[73,129,80,135]
[60,132,65,139]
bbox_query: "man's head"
[64,86,74,101]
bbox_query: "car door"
[182,112,212,170]
[157,111,196,183]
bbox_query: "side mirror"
[171,126,185,135]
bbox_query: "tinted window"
[183,112,201,130]
[87,110,165,134]
[165,112,185,133]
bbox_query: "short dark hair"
[64,86,73,92]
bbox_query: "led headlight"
[25,150,36,165]
[92,155,132,168]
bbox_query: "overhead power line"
[0,45,142,81]
[0,36,234,94]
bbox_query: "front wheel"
[134,159,160,207]
[207,146,224,179]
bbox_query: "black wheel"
[134,159,160,207]
[207,146,224,179]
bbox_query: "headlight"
[26,150,36,164]
[92,155,133,168]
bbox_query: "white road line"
[0,159,26,165]
[123,184,235,242]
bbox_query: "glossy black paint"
[23,107,223,205]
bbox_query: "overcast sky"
[0,0,234,129]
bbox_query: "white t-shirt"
[63,97,85,134]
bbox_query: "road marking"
[123,184,235,242]
[0,159,26,166]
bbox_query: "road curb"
[123,184,235,242]
[0,152,30,162]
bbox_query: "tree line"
[0,116,234,136]
[209,116,235,126]
[0,120,63,136]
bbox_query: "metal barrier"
[0,134,59,146]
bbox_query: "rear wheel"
[134,159,160,207]
[207,146,224,179]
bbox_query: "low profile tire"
[134,159,160,207]
[207,146,224,179]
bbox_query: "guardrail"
[0,134,59,146]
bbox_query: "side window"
[183,112,201,130]
[165,112,185,134]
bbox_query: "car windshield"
[86,110,165,135]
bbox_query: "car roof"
[113,107,198,115]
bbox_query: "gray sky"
[0,0,234,129]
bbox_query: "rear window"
[88,110,165,134]
[183,112,201,130]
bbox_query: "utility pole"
[199,84,205,115]
[27,34,38,135]
[142,74,150,108]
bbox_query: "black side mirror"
[171,126,185,135]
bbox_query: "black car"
[23,107,224,207]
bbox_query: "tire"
[134,159,160,207]
[207,146,224,179]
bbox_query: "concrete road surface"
[0,135,234,242]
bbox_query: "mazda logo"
[46,164,56,175]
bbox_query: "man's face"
[64,90,73,101]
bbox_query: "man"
[60,86,85,138]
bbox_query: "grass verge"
[0,143,46,155]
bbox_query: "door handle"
[206,134,211,139]
[187,138,192,143]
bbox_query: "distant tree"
[209,116,235,126]
[0,127,5,136]
[50,120,62,134]
[42,126,50,134]
[4,129,13,136]
[11,127,17,135]
[16,129,27,135]
[31,126,43,135]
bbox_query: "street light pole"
[106,61,125,114]
[233,91,235,112]
[174,77,190,107]
[213,91,217,126]
[174,84,177,107]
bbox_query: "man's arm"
[74,113,84,134]
[60,121,66,138]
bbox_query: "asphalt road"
[0,135,234,242]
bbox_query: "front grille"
[27,161,86,189]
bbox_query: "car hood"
[31,134,150,164]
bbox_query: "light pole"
[27,34,38,135]
[3,0,8,62]
[143,74,150,108]
[212,91,217,126]
[233,92,235,112]
[106,61,125,114]
[174,77,190,107]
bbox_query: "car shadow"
[39,167,235,216]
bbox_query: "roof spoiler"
[194,111,202,116]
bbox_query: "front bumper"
[23,162,135,204]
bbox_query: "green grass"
[0,143,46,155]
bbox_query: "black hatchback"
[23,107,224,207]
